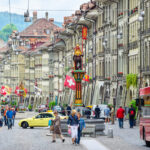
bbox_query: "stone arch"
[99,86,103,99]
[145,82,148,87]
[39,97,42,104]
[31,97,34,107]
[119,86,123,96]
[35,97,38,107]
[112,88,116,97]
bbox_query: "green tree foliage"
[28,104,32,110]
[126,74,137,89]
[0,24,17,42]
[49,101,56,109]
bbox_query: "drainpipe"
[84,15,96,105]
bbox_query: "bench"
[82,124,96,138]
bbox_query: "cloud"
[0,0,89,21]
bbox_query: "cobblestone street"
[0,115,150,150]
[97,121,150,150]
[0,120,87,150]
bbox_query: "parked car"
[37,105,48,113]
[18,112,68,128]
[53,106,62,112]
[75,107,91,118]
[91,104,108,119]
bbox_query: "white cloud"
[0,0,89,22]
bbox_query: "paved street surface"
[0,112,150,150]
[15,111,38,120]
[97,121,150,150]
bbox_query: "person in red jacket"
[116,106,125,128]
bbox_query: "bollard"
[107,128,113,138]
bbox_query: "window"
[36,114,43,118]
[43,113,54,118]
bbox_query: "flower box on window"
[118,72,123,77]
[105,77,111,80]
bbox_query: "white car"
[91,104,108,119]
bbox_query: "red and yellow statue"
[72,45,85,106]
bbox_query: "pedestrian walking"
[4,107,8,126]
[12,108,16,126]
[6,107,13,130]
[128,105,136,128]
[104,106,110,123]
[95,105,101,119]
[67,110,79,144]
[110,106,115,124]
[116,106,125,128]
[1,106,4,125]
[66,105,71,116]
[76,112,85,145]
[0,116,3,128]
[51,110,65,143]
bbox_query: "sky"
[0,0,89,22]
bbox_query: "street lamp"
[137,9,145,120]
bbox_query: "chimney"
[45,12,48,20]
[49,18,54,23]
[33,11,37,23]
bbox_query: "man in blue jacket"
[6,107,13,130]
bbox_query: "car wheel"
[21,122,28,129]
[30,127,34,129]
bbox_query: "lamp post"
[138,9,145,119]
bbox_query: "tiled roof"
[20,18,62,37]
[0,46,10,53]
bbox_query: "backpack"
[130,110,134,116]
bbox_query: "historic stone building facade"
[0,0,149,109]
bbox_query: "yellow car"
[18,112,68,128]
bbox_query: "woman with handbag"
[51,110,65,143]
[67,110,79,144]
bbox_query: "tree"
[0,24,17,42]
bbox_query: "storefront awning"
[140,87,150,96]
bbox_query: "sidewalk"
[15,111,38,120]
[97,121,149,150]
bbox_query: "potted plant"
[28,104,32,111]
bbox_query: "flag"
[64,75,76,90]
[4,86,12,95]
[15,86,20,96]
[34,86,42,96]
[0,86,7,95]
[15,86,27,97]
[0,86,11,96]
[83,74,90,82]
[14,86,19,96]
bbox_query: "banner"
[82,27,87,40]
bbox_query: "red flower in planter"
[105,77,111,80]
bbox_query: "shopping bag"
[50,125,54,131]
[48,120,52,126]
[68,128,71,135]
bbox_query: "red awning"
[140,87,150,96]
